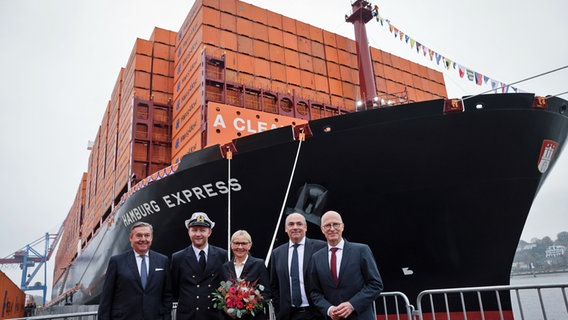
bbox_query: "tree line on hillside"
[512,231,568,274]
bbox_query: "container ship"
[49,0,568,318]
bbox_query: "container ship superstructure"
[50,0,568,319]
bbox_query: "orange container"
[202,6,221,26]
[311,41,325,59]
[342,81,357,100]
[298,37,311,55]
[339,65,355,83]
[328,78,343,96]
[326,61,341,79]
[174,53,202,102]
[177,0,203,43]
[330,95,344,108]
[313,57,326,75]
[251,5,268,24]
[285,66,301,86]
[254,76,271,90]
[152,74,174,93]
[176,15,204,63]
[151,91,174,105]
[152,57,174,77]
[381,51,393,67]
[172,112,203,157]
[296,20,310,39]
[220,29,238,51]
[282,15,296,34]
[153,42,174,61]
[173,91,202,138]
[284,48,299,68]
[252,22,268,42]
[237,35,253,55]
[373,61,385,78]
[322,30,337,47]
[324,45,339,63]
[300,70,315,89]
[267,27,283,46]
[266,9,282,29]
[283,32,298,51]
[254,58,270,78]
[309,25,324,43]
[220,11,237,31]
[150,27,177,45]
[338,49,356,69]
[219,0,236,13]
[253,39,269,60]
[269,44,285,64]
[236,17,253,35]
[314,74,329,92]
[270,62,286,83]
[236,52,255,74]
[298,53,313,72]
[172,130,202,164]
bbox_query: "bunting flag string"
[371,5,521,94]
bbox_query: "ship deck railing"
[14,283,568,320]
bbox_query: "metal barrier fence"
[415,283,568,320]
[11,284,568,320]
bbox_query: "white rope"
[264,135,304,267]
[227,152,232,261]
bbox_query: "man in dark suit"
[98,221,172,320]
[170,212,228,320]
[270,212,326,320]
[310,211,383,320]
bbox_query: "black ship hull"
[53,93,568,315]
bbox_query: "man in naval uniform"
[170,212,228,320]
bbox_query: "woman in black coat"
[221,230,271,320]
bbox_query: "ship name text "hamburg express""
[122,178,242,226]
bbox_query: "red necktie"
[330,247,338,284]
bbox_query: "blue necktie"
[290,244,302,307]
[140,255,147,289]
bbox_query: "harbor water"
[510,272,568,320]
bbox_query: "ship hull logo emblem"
[538,140,558,173]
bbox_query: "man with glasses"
[270,212,326,320]
[170,212,228,320]
[309,211,383,320]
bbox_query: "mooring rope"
[226,148,233,261]
[264,130,305,267]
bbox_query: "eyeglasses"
[322,223,343,231]
[231,242,250,247]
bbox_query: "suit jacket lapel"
[184,247,201,274]
[147,250,155,284]
[302,239,313,274]
[337,241,351,285]
[126,251,142,288]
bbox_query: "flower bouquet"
[212,278,266,318]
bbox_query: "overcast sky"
[1,0,567,292]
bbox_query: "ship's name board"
[206,101,307,147]
[121,178,242,227]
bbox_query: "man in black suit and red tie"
[270,212,326,320]
[98,221,172,320]
[170,212,228,320]
[309,210,383,320]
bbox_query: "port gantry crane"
[0,226,63,306]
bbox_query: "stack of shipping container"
[0,271,25,319]
[53,0,447,286]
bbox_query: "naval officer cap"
[185,212,215,229]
